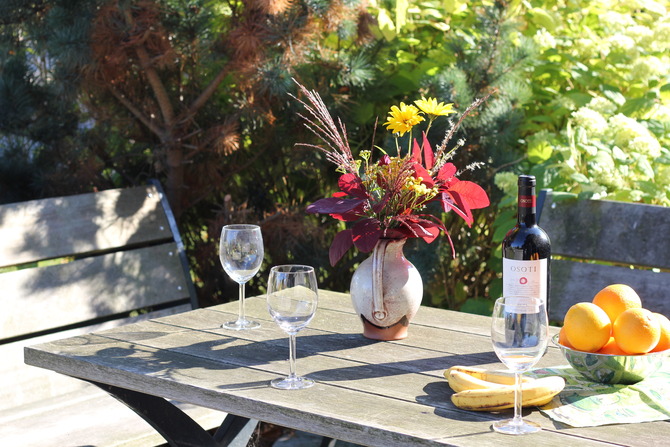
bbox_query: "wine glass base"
[492,418,541,435]
[222,320,261,330]
[270,376,315,390]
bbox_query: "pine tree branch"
[182,64,230,124]
[135,45,175,126]
[108,85,165,139]
[118,5,175,129]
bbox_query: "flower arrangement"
[293,82,491,266]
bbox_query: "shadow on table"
[311,349,500,383]
[67,327,500,391]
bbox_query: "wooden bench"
[538,189,670,323]
[0,181,227,446]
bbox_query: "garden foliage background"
[1,0,668,313]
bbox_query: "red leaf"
[412,162,435,188]
[335,211,366,222]
[411,138,421,163]
[379,154,391,166]
[449,181,490,210]
[338,173,368,199]
[440,192,473,226]
[372,193,390,214]
[395,216,443,243]
[383,228,408,239]
[352,219,382,253]
[436,163,457,185]
[422,132,434,170]
[306,197,365,215]
[419,223,441,243]
[329,229,354,266]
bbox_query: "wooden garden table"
[25,290,668,446]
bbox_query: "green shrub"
[519,0,670,205]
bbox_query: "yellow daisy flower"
[414,97,456,118]
[384,102,425,136]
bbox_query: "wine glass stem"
[288,333,297,380]
[238,282,246,323]
[513,371,523,425]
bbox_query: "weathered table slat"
[25,290,668,446]
[24,331,583,447]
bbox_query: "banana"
[446,369,511,393]
[450,376,565,412]
[443,365,564,412]
[471,388,558,412]
[444,365,532,385]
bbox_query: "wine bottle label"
[502,258,548,304]
[505,296,541,314]
[518,195,536,208]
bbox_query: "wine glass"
[219,224,264,330]
[490,296,548,435]
[267,265,318,390]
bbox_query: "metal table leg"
[214,413,258,446]
[90,380,257,447]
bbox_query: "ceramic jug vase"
[350,238,423,340]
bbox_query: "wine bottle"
[502,175,551,310]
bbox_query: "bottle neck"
[517,185,537,226]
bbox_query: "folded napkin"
[529,365,670,427]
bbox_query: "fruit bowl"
[552,334,669,384]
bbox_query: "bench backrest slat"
[550,259,669,323]
[0,185,172,268]
[538,190,669,322]
[2,242,191,342]
[539,192,670,269]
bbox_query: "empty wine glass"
[219,224,264,330]
[491,296,548,435]
[267,265,318,390]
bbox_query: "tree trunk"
[165,143,184,219]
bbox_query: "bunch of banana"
[444,365,565,412]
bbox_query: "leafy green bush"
[518,0,670,205]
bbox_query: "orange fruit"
[613,308,661,354]
[592,284,641,324]
[597,337,627,355]
[563,302,612,353]
[557,327,574,349]
[650,313,670,353]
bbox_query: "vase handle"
[371,239,388,321]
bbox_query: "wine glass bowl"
[267,286,316,334]
[219,224,264,330]
[267,265,318,390]
[491,296,548,435]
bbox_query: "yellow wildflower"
[414,97,456,118]
[405,176,438,199]
[384,102,425,136]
